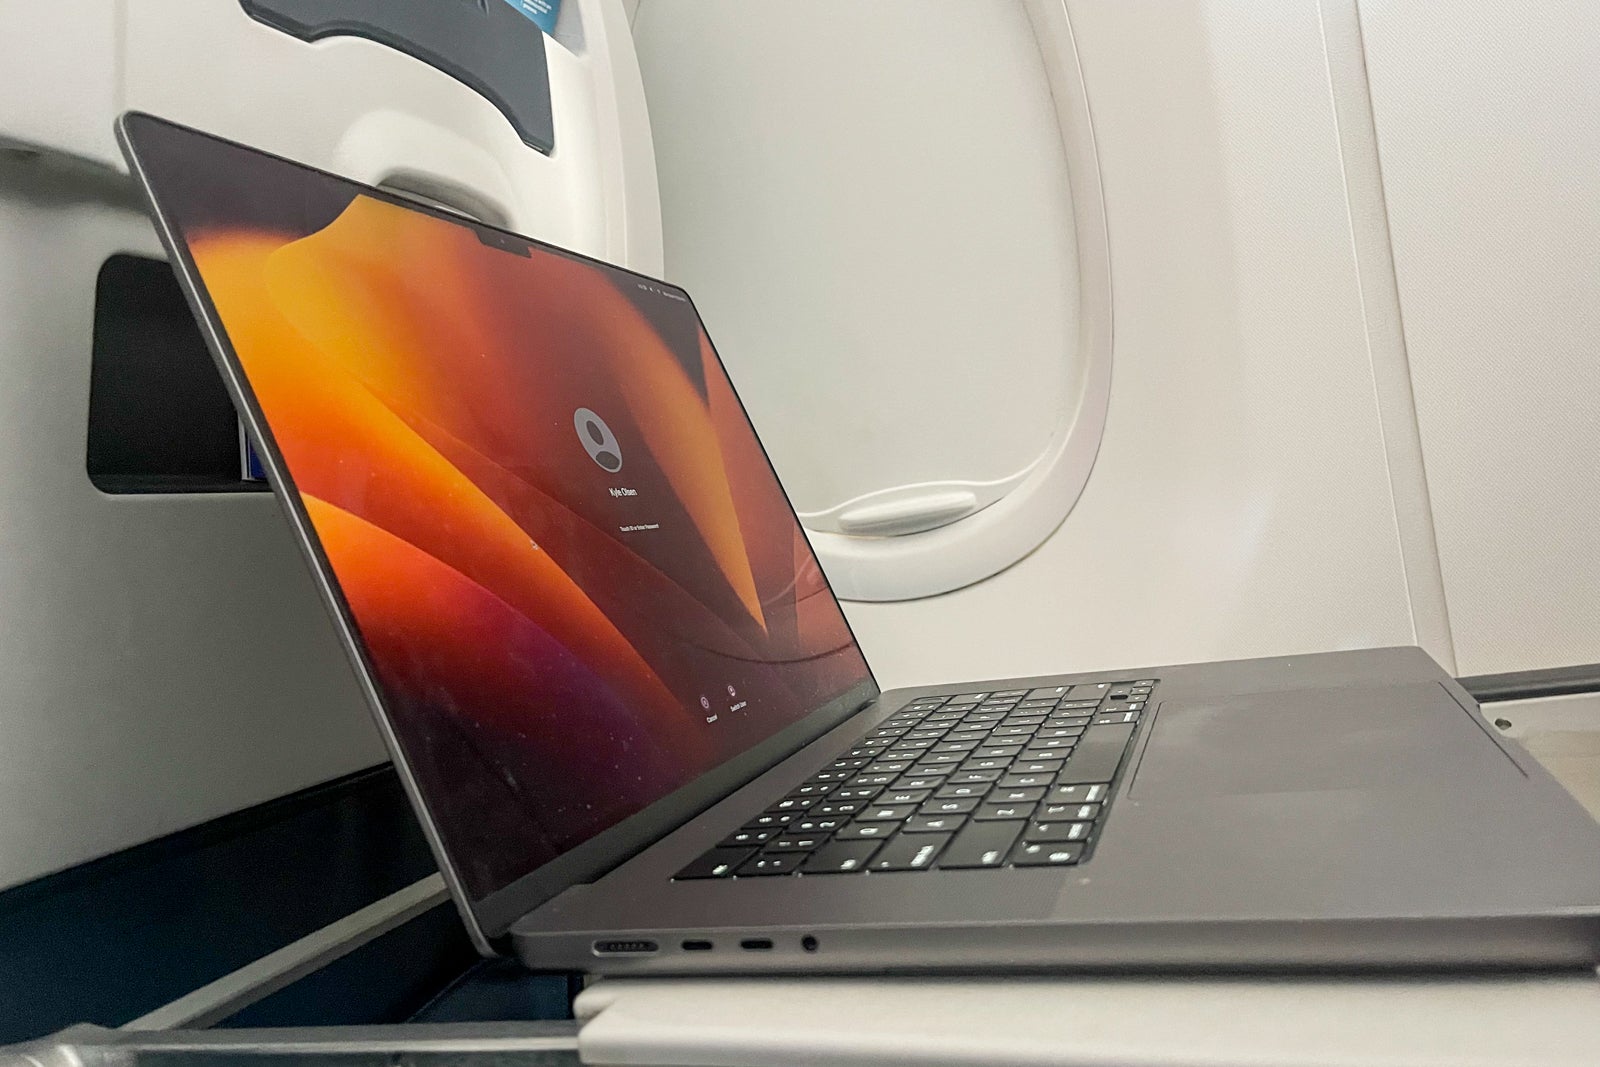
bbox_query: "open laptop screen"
[126,118,873,906]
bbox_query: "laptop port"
[801,935,819,952]
[739,938,774,951]
[592,939,659,955]
[681,939,713,951]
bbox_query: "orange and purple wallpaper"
[139,125,871,898]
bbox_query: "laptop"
[118,113,1600,973]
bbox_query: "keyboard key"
[1018,748,1073,764]
[904,730,946,742]
[1027,736,1076,751]
[918,752,965,766]
[975,802,1035,821]
[972,745,1023,760]
[1044,717,1091,729]
[676,848,755,879]
[894,773,949,790]
[1068,683,1109,698]
[1017,699,1056,710]
[865,760,913,774]
[827,758,870,770]
[993,689,1029,698]
[769,796,815,813]
[1133,679,1158,686]
[920,797,980,815]
[934,782,990,800]
[1027,686,1071,700]
[814,767,856,780]
[737,852,802,876]
[819,799,870,819]
[933,739,980,754]
[719,828,774,847]
[1058,723,1135,784]
[869,832,951,871]
[746,812,795,829]
[948,769,1004,784]
[790,817,845,834]
[961,757,1010,773]
[1010,841,1084,867]
[830,786,881,801]
[1026,821,1092,843]
[1012,760,1063,776]
[1002,715,1046,726]
[846,773,897,787]
[1054,700,1099,710]
[992,724,1038,738]
[952,692,991,702]
[939,820,1025,868]
[990,786,1046,803]
[793,782,837,797]
[1041,802,1101,822]
[1037,727,1084,740]
[1094,711,1140,726]
[997,773,1052,789]
[878,788,932,805]
[944,732,992,747]
[835,821,897,840]
[904,813,966,833]
[801,840,881,873]
[767,834,831,851]
[1049,783,1108,804]
[858,804,916,822]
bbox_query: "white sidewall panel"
[822,0,1425,686]
[1358,0,1600,676]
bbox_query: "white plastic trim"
[797,464,1034,536]
[835,490,983,538]
[809,0,1113,602]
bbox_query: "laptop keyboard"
[675,680,1156,880]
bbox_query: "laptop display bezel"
[116,111,881,951]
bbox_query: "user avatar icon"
[573,407,622,472]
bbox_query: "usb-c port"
[740,938,773,951]
[682,939,713,951]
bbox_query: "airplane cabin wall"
[633,0,1476,689]
[1356,0,1600,677]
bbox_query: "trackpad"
[1130,682,1523,799]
